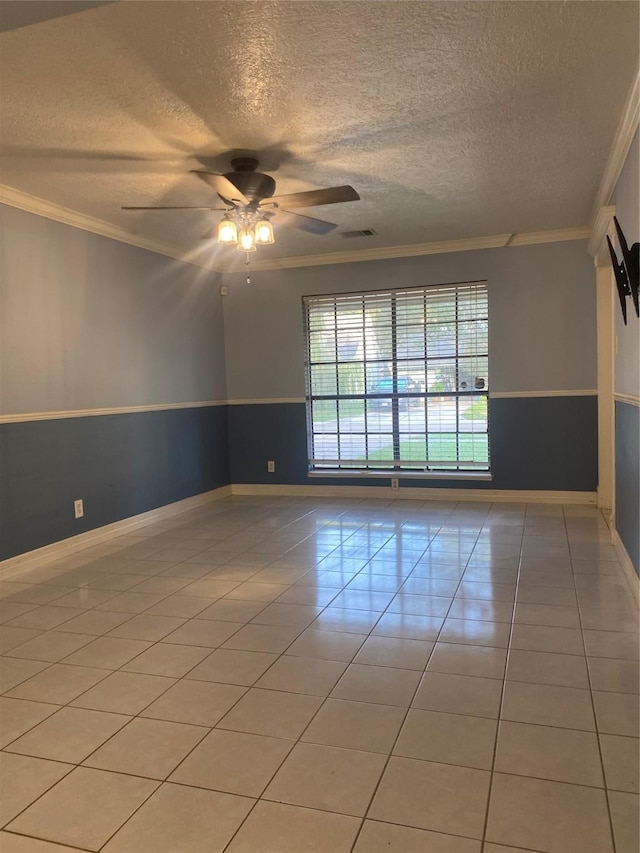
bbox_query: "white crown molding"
[0,400,226,425]
[220,227,592,274]
[508,227,591,247]
[0,184,222,273]
[588,205,616,260]
[0,485,232,579]
[489,389,597,399]
[590,64,640,225]
[614,392,640,407]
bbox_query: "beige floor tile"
[395,708,497,769]
[7,767,158,852]
[0,752,72,825]
[131,576,191,594]
[427,643,507,679]
[372,612,443,640]
[62,636,153,669]
[5,663,108,704]
[510,624,584,655]
[501,681,595,730]
[584,630,640,660]
[439,618,510,648]
[353,635,434,669]
[144,594,212,617]
[5,631,95,662]
[84,717,207,779]
[141,678,245,726]
[5,706,129,763]
[580,608,639,633]
[264,741,385,816]
[0,657,49,692]
[412,671,503,718]
[301,697,404,754]
[448,598,514,623]
[369,756,490,838]
[399,577,460,598]
[107,614,186,641]
[387,594,452,617]
[102,782,253,853]
[516,585,577,606]
[250,602,321,628]
[186,648,278,685]
[0,584,69,605]
[217,687,322,739]
[486,772,613,853]
[588,657,640,694]
[593,690,639,736]
[353,820,481,852]
[312,607,382,634]
[178,578,241,598]
[170,728,293,795]
[224,800,360,853]
[600,735,639,793]
[6,605,85,631]
[255,655,346,696]
[225,582,289,602]
[121,642,211,677]
[514,603,581,629]
[0,832,82,852]
[222,623,301,653]
[71,671,176,714]
[52,610,132,635]
[274,585,338,606]
[483,845,544,853]
[162,618,243,647]
[94,591,166,613]
[0,697,59,748]
[328,589,395,611]
[331,663,421,707]
[285,628,367,661]
[506,649,589,689]
[495,720,604,786]
[0,602,37,623]
[196,599,267,622]
[609,790,640,853]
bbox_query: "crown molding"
[590,64,640,225]
[509,226,591,247]
[588,205,617,260]
[0,184,222,273]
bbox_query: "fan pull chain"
[245,253,251,284]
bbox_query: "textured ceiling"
[0,1,638,267]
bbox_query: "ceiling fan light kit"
[122,156,360,271]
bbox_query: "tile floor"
[0,497,638,853]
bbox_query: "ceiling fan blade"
[275,209,337,235]
[192,170,249,205]
[265,185,359,209]
[122,206,228,211]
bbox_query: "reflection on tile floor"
[0,497,638,852]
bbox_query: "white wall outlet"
[267,460,275,473]
[74,499,84,519]
[391,478,399,490]
[220,286,229,296]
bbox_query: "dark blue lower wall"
[0,406,229,561]
[228,396,598,493]
[615,401,639,575]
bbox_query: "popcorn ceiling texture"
[0,1,637,261]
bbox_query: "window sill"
[308,470,493,481]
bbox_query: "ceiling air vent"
[340,228,377,238]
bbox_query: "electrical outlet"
[267,460,275,473]
[74,499,84,519]
[391,478,399,490]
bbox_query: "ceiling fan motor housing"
[222,158,276,204]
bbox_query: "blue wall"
[228,396,597,492]
[0,406,229,561]
[615,401,639,574]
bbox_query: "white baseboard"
[614,530,640,604]
[0,486,232,580]
[230,483,598,505]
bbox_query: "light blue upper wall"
[0,204,226,415]
[222,240,596,400]
[612,129,639,398]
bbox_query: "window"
[303,281,489,475]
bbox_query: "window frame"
[303,281,490,479]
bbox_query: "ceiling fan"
[122,157,360,251]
